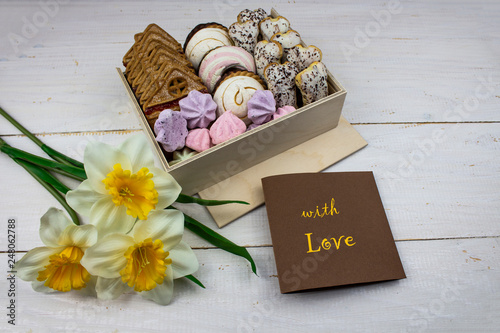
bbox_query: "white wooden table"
[1,1,499,332]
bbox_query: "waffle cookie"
[123,24,208,128]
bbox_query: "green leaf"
[185,274,205,288]
[176,193,249,206]
[0,107,45,147]
[13,158,80,225]
[0,106,83,168]
[15,159,71,194]
[0,139,86,180]
[41,145,84,169]
[180,210,257,275]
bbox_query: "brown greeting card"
[262,172,405,293]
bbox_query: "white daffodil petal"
[39,208,73,248]
[151,167,182,209]
[66,180,103,216]
[141,265,174,305]
[95,276,131,300]
[59,224,98,249]
[77,275,98,298]
[84,141,130,193]
[90,196,135,235]
[133,209,184,249]
[80,233,134,279]
[15,247,60,281]
[119,134,155,172]
[31,280,58,294]
[170,241,199,279]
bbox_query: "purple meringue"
[247,90,276,125]
[273,105,296,120]
[246,123,261,131]
[179,90,217,129]
[209,111,246,145]
[186,128,213,152]
[154,109,188,152]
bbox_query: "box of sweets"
[117,8,347,196]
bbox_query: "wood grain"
[1,238,499,332]
[0,0,498,331]
[1,122,498,251]
[0,1,499,134]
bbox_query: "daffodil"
[15,208,97,293]
[66,134,182,235]
[81,209,198,305]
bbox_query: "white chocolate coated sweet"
[264,62,299,108]
[185,28,233,70]
[237,8,267,24]
[296,61,329,105]
[254,40,282,81]
[286,44,322,72]
[229,20,260,54]
[259,16,290,41]
[213,75,265,124]
[271,29,301,59]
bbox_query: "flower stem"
[175,193,249,206]
[41,145,85,169]
[0,106,84,168]
[0,138,86,181]
[13,158,80,225]
[175,208,257,275]
[0,107,44,146]
[15,158,71,194]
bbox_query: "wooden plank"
[0,0,498,330]
[0,1,499,135]
[1,237,498,332]
[1,122,498,251]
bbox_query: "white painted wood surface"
[0,1,499,332]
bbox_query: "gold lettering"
[330,198,339,215]
[301,198,339,218]
[331,235,345,249]
[305,235,356,254]
[345,236,356,246]
[305,233,321,253]
[301,211,313,218]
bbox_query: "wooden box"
[118,68,345,195]
[117,8,367,226]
